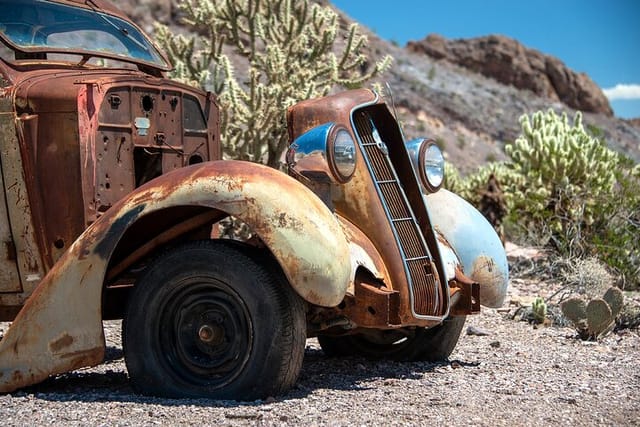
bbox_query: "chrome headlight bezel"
[286,122,357,184]
[328,126,357,182]
[420,141,445,192]
[407,138,445,193]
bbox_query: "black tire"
[318,316,466,362]
[122,240,306,400]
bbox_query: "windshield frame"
[0,0,172,72]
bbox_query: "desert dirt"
[1,252,638,426]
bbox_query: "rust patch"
[61,347,104,366]
[471,255,501,284]
[471,254,507,308]
[274,212,304,232]
[49,333,74,353]
[11,370,22,384]
[472,255,497,277]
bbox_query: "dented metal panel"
[336,215,391,294]
[0,103,21,293]
[0,160,351,392]
[0,68,220,281]
[425,189,509,308]
[0,96,46,295]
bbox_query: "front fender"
[425,189,509,308]
[0,160,350,392]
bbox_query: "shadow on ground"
[14,345,478,408]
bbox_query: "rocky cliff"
[407,34,613,116]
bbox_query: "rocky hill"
[407,34,613,116]
[376,36,640,171]
[112,0,640,172]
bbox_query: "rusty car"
[0,0,508,400]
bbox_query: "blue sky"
[332,0,640,119]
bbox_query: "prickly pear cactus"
[585,299,613,338]
[560,297,588,335]
[603,286,624,317]
[560,286,624,339]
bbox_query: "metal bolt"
[198,324,223,345]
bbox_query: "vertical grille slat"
[395,220,424,259]
[408,260,438,315]
[379,182,410,219]
[353,111,442,317]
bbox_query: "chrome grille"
[353,111,440,318]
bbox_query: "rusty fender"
[424,189,509,308]
[0,160,351,393]
[335,215,391,294]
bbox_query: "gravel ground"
[1,281,639,426]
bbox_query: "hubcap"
[159,279,252,389]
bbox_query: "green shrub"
[427,66,436,81]
[589,159,640,288]
[444,161,515,207]
[504,110,639,287]
[450,109,639,288]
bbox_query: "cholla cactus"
[451,110,639,288]
[155,0,392,167]
[560,286,624,339]
[531,297,547,324]
[505,110,639,287]
[505,110,619,253]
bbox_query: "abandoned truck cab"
[0,0,508,400]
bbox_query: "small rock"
[467,325,490,336]
[489,341,501,348]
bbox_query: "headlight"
[286,123,357,184]
[421,142,444,191]
[330,128,357,181]
[406,138,445,193]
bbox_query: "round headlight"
[331,128,357,181]
[420,142,444,192]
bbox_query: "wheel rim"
[157,277,252,389]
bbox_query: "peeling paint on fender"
[425,189,509,308]
[0,160,351,393]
